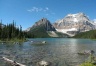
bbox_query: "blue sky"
[0,0,96,30]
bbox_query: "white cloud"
[93,19,96,22]
[46,7,49,10]
[27,7,49,12]
[44,7,49,11]
[93,19,96,24]
[27,7,42,12]
[27,7,56,16]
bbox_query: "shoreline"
[0,38,27,43]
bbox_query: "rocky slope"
[31,18,56,31]
[53,13,96,36]
[27,18,69,38]
[26,12,96,37]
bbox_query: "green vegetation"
[80,62,95,66]
[27,25,51,38]
[0,20,27,42]
[80,50,96,66]
[27,24,69,38]
[55,31,69,38]
[73,30,96,39]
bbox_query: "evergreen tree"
[0,20,27,41]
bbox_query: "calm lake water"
[0,38,96,66]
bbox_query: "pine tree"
[0,20,27,41]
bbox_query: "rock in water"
[42,41,46,44]
[38,60,49,66]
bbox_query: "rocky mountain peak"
[26,13,96,37]
[28,18,56,31]
[53,12,96,36]
[33,18,48,27]
[63,12,89,23]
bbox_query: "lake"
[0,38,96,66]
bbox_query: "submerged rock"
[37,60,50,66]
[42,41,46,44]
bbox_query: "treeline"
[73,30,96,39]
[0,20,27,41]
[27,25,50,38]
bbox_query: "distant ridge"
[26,12,96,37]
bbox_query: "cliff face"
[31,18,56,31]
[26,13,96,37]
[27,18,69,38]
[53,13,96,36]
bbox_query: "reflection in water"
[0,38,96,66]
[69,39,78,53]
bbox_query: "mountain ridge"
[26,12,96,37]
[27,18,69,38]
[53,12,96,36]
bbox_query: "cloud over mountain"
[27,7,49,12]
[93,19,96,22]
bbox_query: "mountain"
[31,18,56,31]
[27,18,69,38]
[25,27,31,32]
[26,12,96,38]
[53,12,96,36]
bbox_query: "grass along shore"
[0,38,27,43]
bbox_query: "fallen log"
[3,57,26,66]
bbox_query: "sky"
[0,0,96,30]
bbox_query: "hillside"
[27,25,50,38]
[27,18,69,38]
[73,30,96,39]
[26,13,96,38]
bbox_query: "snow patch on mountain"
[93,19,96,23]
[56,28,78,33]
[56,28,78,36]
[53,12,96,36]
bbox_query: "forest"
[73,30,96,39]
[0,20,27,41]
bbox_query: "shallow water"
[0,38,96,66]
